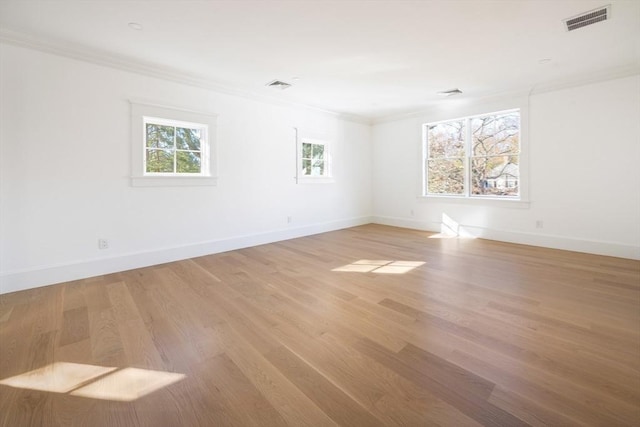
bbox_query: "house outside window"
[424,109,520,199]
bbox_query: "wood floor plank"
[449,348,639,426]
[1,224,638,426]
[200,352,289,427]
[353,337,528,427]
[58,307,90,348]
[211,322,339,427]
[488,385,586,427]
[264,345,386,427]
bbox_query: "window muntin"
[300,140,329,177]
[426,120,466,195]
[129,100,217,187]
[144,118,206,175]
[424,109,520,198]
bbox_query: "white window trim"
[130,100,218,187]
[418,96,530,204]
[296,133,334,184]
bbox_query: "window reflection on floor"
[0,362,185,402]
[332,260,425,274]
[71,367,185,401]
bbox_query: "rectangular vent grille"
[266,80,292,90]
[564,5,610,31]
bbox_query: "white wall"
[372,74,640,259]
[2,43,638,295]
[0,44,373,294]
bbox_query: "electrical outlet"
[287,216,292,224]
[410,209,415,216]
[535,220,544,229]
[98,239,109,250]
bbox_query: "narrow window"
[300,141,328,177]
[298,138,331,181]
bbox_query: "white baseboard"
[372,215,640,260]
[0,216,373,295]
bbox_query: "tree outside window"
[300,141,328,177]
[425,110,520,198]
[145,120,205,175]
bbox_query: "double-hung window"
[424,109,520,198]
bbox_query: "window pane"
[427,159,464,194]
[301,159,312,175]
[471,156,519,196]
[176,151,201,173]
[427,121,465,158]
[302,143,312,159]
[146,124,174,148]
[312,144,324,160]
[146,149,174,173]
[176,127,201,151]
[312,160,325,176]
[471,112,519,157]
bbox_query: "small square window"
[130,101,217,187]
[144,119,206,175]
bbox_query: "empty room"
[1,0,639,426]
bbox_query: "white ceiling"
[1,0,639,121]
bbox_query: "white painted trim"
[372,216,440,232]
[296,177,336,184]
[415,96,531,206]
[529,64,639,96]
[130,100,218,187]
[2,29,637,127]
[0,29,371,125]
[296,131,334,183]
[131,176,218,187]
[371,216,640,260]
[371,66,640,125]
[416,196,531,209]
[0,216,373,295]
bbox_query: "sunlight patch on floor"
[428,213,477,239]
[332,260,425,274]
[71,367,185,402]
[0,362,116,393]
[0,362,184,401]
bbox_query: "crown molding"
[528,63,640,95]
[0,28,371,125]
[370,64,640,126]
[369,87,532,125]
[2,28,636,128]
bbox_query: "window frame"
[296,136,333,184]
[130,100,218,187]
[422,108,523,201]
[143,117,208,176]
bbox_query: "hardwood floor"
[1,224,639,426]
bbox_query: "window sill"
[131,176,218,187]
[417,195,530,209]
[296,176,335,184]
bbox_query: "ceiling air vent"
[564,5,610,31]
[266,80,292,90]
[437,88,463,97]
